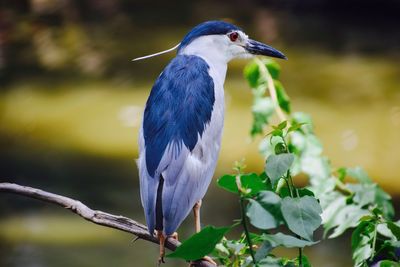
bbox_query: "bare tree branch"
[0,182,215,267]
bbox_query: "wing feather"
[138,55,217,235]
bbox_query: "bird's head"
[132,20,286,63]
[178,21,286,63]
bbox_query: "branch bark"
[0,182,214,267]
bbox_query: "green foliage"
[387,221,400,240]
[281,196,322,241]
[217,173,269,195]
[261,233,318,248]
[167,226,230,260]
[379,260,400,267]
[275,81,291,113]
[351,220,376,266]
[265,153,294,186]
[246,59,283,138]
[246,199,279,229]
[167,58,398,267]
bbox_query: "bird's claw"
[189,256,217,267]
[170,232,179,241]
[157,256,165,266]
[203,256,217,266]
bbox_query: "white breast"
[181,56,227,202]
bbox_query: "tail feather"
[155,175,164,231]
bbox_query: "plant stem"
[299,247,303,267]
[289,175,299,198]
[239,197,257,266]
[285,177,293,198]
[255,57,286,122]
[334,177,353,195]
[371,222,378,260]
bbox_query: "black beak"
[245,39,287,60]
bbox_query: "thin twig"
[0,182,215,267]
[239,197,257,266]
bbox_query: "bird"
[136,20,286,265]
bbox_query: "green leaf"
[255,241,273,262]
[294,255,312,267]
[250,191,284,228]
[265,153,295,186]
[251,97,275,137]
[244,61,260,88]
[291,133,323,158]
[275,81,291,113]
[259,135,283,159]
[337,167,347,181]
[258,256,284,267]
[375,187,395,219]
[280,187,315,198]
[287,121,306,133]
[267,129,283,137]
[257,191,282,206]
[214,243,230,258]
[225,240,245,255]
[378,260,400,267]
[217,173,267,195]
[347,184,377,207]
[167,226,230,260]
[264,59,281,80]
[252,112,268,136]
[346,183,394,219]
[246,199,278,230]
[292,112,314,133]
[274,142,287,154]
[253,97,275,115]
[387,221,400,240]
[276,120,287,130]
[281,196,322,241]
[324,202,370,239]
[377,223,395,238]
[261,233,318,248]
[283,261,296,267]
[346,167,373,184]
[351,221,375,266]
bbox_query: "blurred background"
[0,0,399,266]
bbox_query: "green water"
[1,49,399,266]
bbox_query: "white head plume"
[131,43,180,61]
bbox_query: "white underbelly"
[188,74,225,201]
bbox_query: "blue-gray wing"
[138,55,222,235]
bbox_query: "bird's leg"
[156,230,166,265]
[193,200,202,233]
[189,200,217,266]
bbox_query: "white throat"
[179,35,231,83]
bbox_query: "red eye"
[229,32,239,42]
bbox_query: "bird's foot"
[156,230,166,266]
[203,256,217,266]
[189,256,217,267]
[157,255,165,266]
[170,232,179,241]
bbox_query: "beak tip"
[246,39,287,61]
[276,51,288,60]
